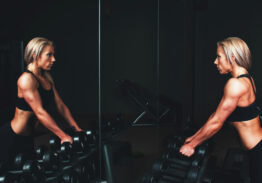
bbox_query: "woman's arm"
[18,74,72,143]
[184,113,215,144]
[52,85,83,132]
[180,78,245,157]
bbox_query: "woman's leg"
[249,140,262,183]
[0,122,17,165]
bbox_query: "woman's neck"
[27,62,43,76]
[231,65,248,78]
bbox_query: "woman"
[0,37,83,164]
[179,37,262,183]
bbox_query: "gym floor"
[34,116,243,183]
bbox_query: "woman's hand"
[60,135,73,144]
[179,143,195,157]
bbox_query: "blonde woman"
[180,37,262,183]
[0,37,83,164]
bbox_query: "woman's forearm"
[35,109,67,139]
[59,105,80,129]
[186,113,215,143]
[189,119,222,148]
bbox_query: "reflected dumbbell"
[63,151,97,182]
[152,159,199,183]
[49,136,61,152]
[72,133,89,154]
[77,159,98,182]
[65,127,97,145]
[74,163,91,182]
[44,169,80,183]
[51,129,97,155]
[49,137,74,161]
[8,160,42,183]
[0,172,19,183]
[13,153,35,171]
[61,171,80,183]
[72,130,97,149]
[35,144,60,174]
[42,151,60,174]
[35,145,48,161]
[0,154,31,183]
[60,142,74,164]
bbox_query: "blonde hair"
[217,37,251,70]
[24,37,55,85]
[24,37,54,65]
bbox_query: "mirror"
[0,1,101,182]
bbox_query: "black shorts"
[248,140,262,183]
[0,122,34,166]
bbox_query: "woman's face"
[37,45,55,71]
[214,45,232,74]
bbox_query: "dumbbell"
[62,151,97,182]
[35,145,48,161]
[73,163,92,182]
[60,142,74,164]
[44,170,80,183]
[8,160,42,183]
[50,130,96,155]
[13,153,33,170]
[72,133,89,154]
[49,136,61,152]
[85,129,97,145]
[152,159,199,183]
[0,154,32,183]
[49,137,74,162]
[141,170,181,183]
[73,130,97,147]
[61,171,80,183]
[162,151,203,168]
[35,144,60,174]
[0,172,18,183]
[42,151,60,174]
[71,131,97,155]
[65,127,97,145]
[167,141,208,160]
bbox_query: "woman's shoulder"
[224,78,248,96]
[17,72,38,90]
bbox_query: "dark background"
[0,0,262,182]
[1,0,262,124]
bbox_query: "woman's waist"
[11,115,37,136]
[237,129,262,150]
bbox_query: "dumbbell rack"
[45,147,98,183]
[0,131,100,183]
[140,135,212,183]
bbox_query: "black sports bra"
[16,70,55,111]
[227,74,260,122]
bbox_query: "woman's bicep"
[214,95,238,122]
[20,84,44,113]
[213,81,242,122]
